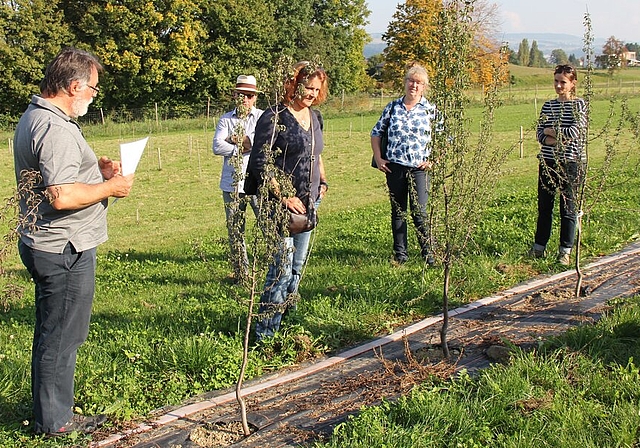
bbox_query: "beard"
[71,96,93,118]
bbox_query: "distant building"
[623,49,639,66]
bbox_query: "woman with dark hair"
[246,62,329,340]
[529,64,587,266]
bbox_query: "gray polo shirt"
[13,95,108,254]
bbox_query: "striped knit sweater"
[536,98,587,162]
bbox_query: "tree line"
[1,0,543,128]
[0,0,370,124]
[509,37,640,70]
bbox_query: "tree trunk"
[574,211,584,298]
[440,260,451,358]
[236,287,256,437]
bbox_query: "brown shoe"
[45,414,107,437]
[557,252,571,266]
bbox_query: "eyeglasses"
[87,84,100,94]
[236,92,255,99]
[406,78,424,85]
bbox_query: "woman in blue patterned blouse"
[529,64,587,266]
[371,64,439,265]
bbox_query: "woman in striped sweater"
[529,64,587,266]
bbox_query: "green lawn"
[0,86,639,447]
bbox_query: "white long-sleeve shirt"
[213,106,263,193]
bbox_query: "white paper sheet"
[120,137,149,176]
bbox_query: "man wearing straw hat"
[213,75,263,282]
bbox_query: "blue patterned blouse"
[371,96,440,168]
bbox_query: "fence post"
[197,140,202,178]
[519,126,524,158]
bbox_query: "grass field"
[0,66,640,446]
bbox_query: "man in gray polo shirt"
[13,47,134,437]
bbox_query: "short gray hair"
[404,64,429,86]
[40,47,103,96]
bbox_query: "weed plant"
[0,91,639,446]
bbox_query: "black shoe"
[44,414,107,437]
[527,247,545,258]
[392,255,408,266]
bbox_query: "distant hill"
[364,32,610,59]
[364,33,385,58]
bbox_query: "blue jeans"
[287,230,312,296]
[255,237,295,340]
[534,159,582,253]
[222,191,258,277]
[287,196,322,296]
[386,163,430,261]
[18,241,97,433]
[256,197,320,340]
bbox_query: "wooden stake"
[519,126,524,158]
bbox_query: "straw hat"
[235,75,258,94]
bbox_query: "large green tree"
[0,0,72,122]
[197,0,277,103]
[516,38,530,66]
[382,0,442,86]
[550,49,569,65]
[306,0,371,93]
[1,0,370,115]
[528,40,545,67]
[61,0,207,110]
[382,0,505,90]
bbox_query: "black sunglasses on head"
[554,64,576,75]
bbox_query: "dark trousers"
[535,159,581,251]
[19,241,97,433]
[385,163,430,260]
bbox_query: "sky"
[365,0,640,42]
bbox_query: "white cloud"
[501,11,523,33]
